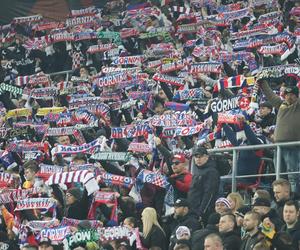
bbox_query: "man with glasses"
[168,154,192,200]
[188,146,220,225]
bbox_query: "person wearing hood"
[65,187,89,220]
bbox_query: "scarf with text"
[128,142,152,153]
[97,172,135,188]
[173,88,204,101]
[88,191,118,221]
[153,73,185,86]
[91,152,131,162]
[150,112,196,127]
[15,198,56,211]
[0,188,39,204]
[51,136,105,156]
[189,62,222,74]
[136,169,174,206]
[60,217,102,229]
[40,226,71,242]
[26,218,59,231]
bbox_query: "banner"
[15,198,56,211]
[87,43,116,54]
[173,123,205,137]
[210,96,240,113]
[93,72,128,88]
[91,152,130,162]
[97,172,135,188]
[40,226,71,241]
[111,123,151,139]
[153,73,185,86]
[150,112,196,127]
[189,62,222,74]
[128,142,152,153]
[112,56,144,65]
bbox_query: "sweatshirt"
[261,81,300,142]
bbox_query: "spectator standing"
[188,146,220,224]
[259,81,300,192]
[168,154,192,200]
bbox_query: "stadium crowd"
[0,0,300,249]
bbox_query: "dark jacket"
[261,208,284,232]
[142,224,168,250]
[65,189,89,220]
[191,224,219,250]
[281,220,300,249]
[259,113,276,129]
[240,230,266,250]
[222,123,265,182]
[168,212,201,249]
[188,158,220,220]
[221,230,241,250]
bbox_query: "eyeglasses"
[66,193,73,197]
[172,161,181,165]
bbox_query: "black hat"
[253,198,271,207]
[39,238,52,246]
[259,102,273,109]
[174,198,190,208]
[235,206,251,218]
[207,212,221,225]
[67,187,82,201]
[192,146,208,156]
[284,86,299,96]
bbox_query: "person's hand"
[261,218,276,239]
[154,136,161,146]
[167,177,176,186]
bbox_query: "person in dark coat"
[141,207,167,250]
[218,213,241,250]
[65,187,89,220]
[252,198,284,232]
[191,213,220,250]
[281,200,300,249]
[167,199,201,249]
[188,146,220,224]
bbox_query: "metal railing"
[48,70,73,81]
[207,141,300,192]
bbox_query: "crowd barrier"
[208,141,300,192]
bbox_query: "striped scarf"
[46,170,98,195]
[214,75,255,92]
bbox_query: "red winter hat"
[173,154,186,163]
